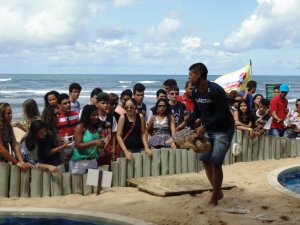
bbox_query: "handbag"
[115,113,137,158]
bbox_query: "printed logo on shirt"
[195,98,213,104]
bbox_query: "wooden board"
[127,173,235,196]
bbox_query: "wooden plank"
[264,135,270,160]
[252,137,259,161]
[127,157,134,179]
[9,165,20,197]
[290,139,297,157]
[296,140,300,157]
[247,138,253,162]
[275,137,281,159]
[51,172,63,196]
[0,163,10,197]
[127,173,235,196]
[241,131,249,162]
[280,138,287,159]
[286,137,292,158]
[270,136,276,159]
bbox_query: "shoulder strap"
[123,113,137,141]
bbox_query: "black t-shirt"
[123,113,144,151]
[252,109,271,129]
[38,134,63,166]
[186,81,234,131]
[169,102,186,127]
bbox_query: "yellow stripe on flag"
[215,64,251,93]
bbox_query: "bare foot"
[218,190,224,200]
[208,197,218,206]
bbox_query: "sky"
[0,0,299,75]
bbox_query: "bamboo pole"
[160,148,169,175]
[42,171,51,197]
[142,151,151,177]
[51,172,63,196]
[118,157,127,187]
[242,131,249,162]
[181,149,188,173]
[20,168,30,198]
[151,149,161,177]
[264,135,270,160]
[9,165,20,197]
[111,161,119,187]
[175,149,182,174]
[133,153,143,178]
[0,163,10,197]
[83,173,92,196]
[30,168,43,198]
[168,149,176,175]
[71,173,83,194]
[62,172,72,195]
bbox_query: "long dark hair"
[251,94,263,109]
[25,120,47,151]
[44,91,60,107]
[42,105,59,146]
[22,99,40,122]
[79,105,99,131]
[153,98,172,116]
[237,99,252,124]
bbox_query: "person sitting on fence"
[234,99,254,138]
[146,98,176,149]
[116,98,152,160]
[252,98,271,137]
[70,105,104,174]
[21,120,67,172]
[284,98,300,139]
[0,103,32,170]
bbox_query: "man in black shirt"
[178,62,234,206]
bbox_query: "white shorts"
[69,158,98,174]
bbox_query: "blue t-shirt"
[186,81,234,131]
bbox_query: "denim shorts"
[200,128,235,166]
[69,158,98,174]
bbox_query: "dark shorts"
[200,128,235,166]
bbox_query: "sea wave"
[118,81,131,84]
[138,80,159,84]
[0,78,12,82]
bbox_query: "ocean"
[0,74,299,122]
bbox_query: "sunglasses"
[170,92,179,96]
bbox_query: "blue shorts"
[200,128,234,166]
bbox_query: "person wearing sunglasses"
[168,86,186,128]
[116,98,152,160]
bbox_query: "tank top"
[123,113,144,151]
[71,129,99,161]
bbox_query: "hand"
[16,161,33,170]
[95,140,105,148]
[145,148,152,157]
[48,165,59,173]
[196,126,205,137]
[277,119,282,124]
[68,141,75,147]
[124,151,133,160]
[176,122,186,131]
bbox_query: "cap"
[97,92,109,102]
[279,84,289,93]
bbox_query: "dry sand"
[2,128,299,225]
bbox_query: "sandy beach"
[3,128,300,225]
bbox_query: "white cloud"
[113,0,133,7]
[145,17,181,40]
[223,0,300,52]
[213,42,221,47]
[0,0,96,46]
[181,36,202,49]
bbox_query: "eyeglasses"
[157,105,167,108]
[170,92,179,96]
[124,106,135,110]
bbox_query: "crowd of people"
[0,63,299,206]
